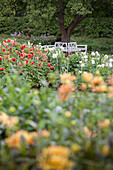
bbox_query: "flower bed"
[0,39,113,169]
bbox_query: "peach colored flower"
[5,130,38,148]
[60,73,76,84]
[84,126,96,137]
[0,111,18,128]
[81,83,87,90]
[99,119,110,128]
[58,83,75,102]
[82,72,93,83]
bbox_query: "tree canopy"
[24,0,113,41]
[0,0,113,41]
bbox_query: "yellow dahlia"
[0,111,19,128]
[39,146,73,170]
[5,130,38,148]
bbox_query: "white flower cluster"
[77,51,113,69]
[91,51,100,56]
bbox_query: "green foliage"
[74,17,113,38]
[91,0,113,17]
[70,36,113,54]
[0,0,27,17]
[0,15,59,36]
[0,38,113,169]
[1,72,113,169]
[0,17,28,34]
[0,0,112,40]
[0,0,113,42]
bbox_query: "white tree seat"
[55,42,68,52]
[68,42,77,52]
[55,42,87,52]
[41,42,87,52]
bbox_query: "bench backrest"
[55,42,68,52]
[43,42,87,52]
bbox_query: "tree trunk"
[58,0,66,42]
[60,15,86,42]
[61,31,67,42]
[61,32,70,42]
[58,0,87,42]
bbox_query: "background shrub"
[74,17,113,38]
[0,17,29,34]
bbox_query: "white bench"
[42,42,87,52]
[55,42,68,52]
[67,42,77,52]
[54,42,87,52]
